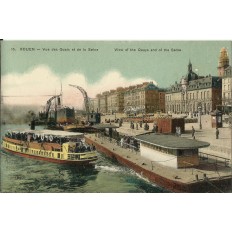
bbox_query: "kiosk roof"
[135,133,210,150]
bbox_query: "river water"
[0,124,167,193]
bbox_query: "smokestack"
[57,97,61,105]
[30,119,35,130]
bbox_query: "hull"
[2,147,97,165]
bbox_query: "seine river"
[0,124,167,193]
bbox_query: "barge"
[85,132,232,192]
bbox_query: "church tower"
[218,47,229,77]
[186,60,198,82]
[188,60,192,73]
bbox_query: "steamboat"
[2,129,97,165]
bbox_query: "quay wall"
[86,136,187,192]
[85,136,232,193]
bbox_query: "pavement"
[102,114,232,160]
[182,115,232,160]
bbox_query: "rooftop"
[135,133,210,150]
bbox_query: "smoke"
[1,105,40,124]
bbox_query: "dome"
[220,47,227,52]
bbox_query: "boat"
[56,107,75,124]
[1,129,98,165]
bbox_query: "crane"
[45,95,61,119]
[69,85,91,119]
[40,95,61,123]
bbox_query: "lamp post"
[198,106,202,129]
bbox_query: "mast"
[60,81,63,107]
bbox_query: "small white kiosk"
[135,133,210,169]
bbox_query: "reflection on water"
[0,124,167,193]
[1,150,99,193]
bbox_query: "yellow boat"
[2,129,97,165]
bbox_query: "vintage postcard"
[1,40,232,193]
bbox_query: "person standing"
[175,126,178,136]
[120,137,124,147]
[216,127,219,139]
[152,124,156,133]
[178,127,181,137]
[192,126,195,139]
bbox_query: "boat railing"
[67,151,96,160]
[198,151,230,167]
[182,161,195,174]
[94,133,139,153]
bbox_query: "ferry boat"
[1,129,98,165]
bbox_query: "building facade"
[92,82,164,114]
[98,92,108,113]
[106,87,125,114]
[89,97,99,112]
[166,61,222,114]
[158,89,166,113]
[222,66,232,107]
[123,82,160,114]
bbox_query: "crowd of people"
[119,135,139,151]
[73,142,96,153]
[129,121,151,131]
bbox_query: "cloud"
[2,66,157,108]
[2,65,61,106]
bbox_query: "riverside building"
[91,82,165,114]
[123,82,160,114]
[165,61,222,114]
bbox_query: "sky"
[1,41,231,108]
